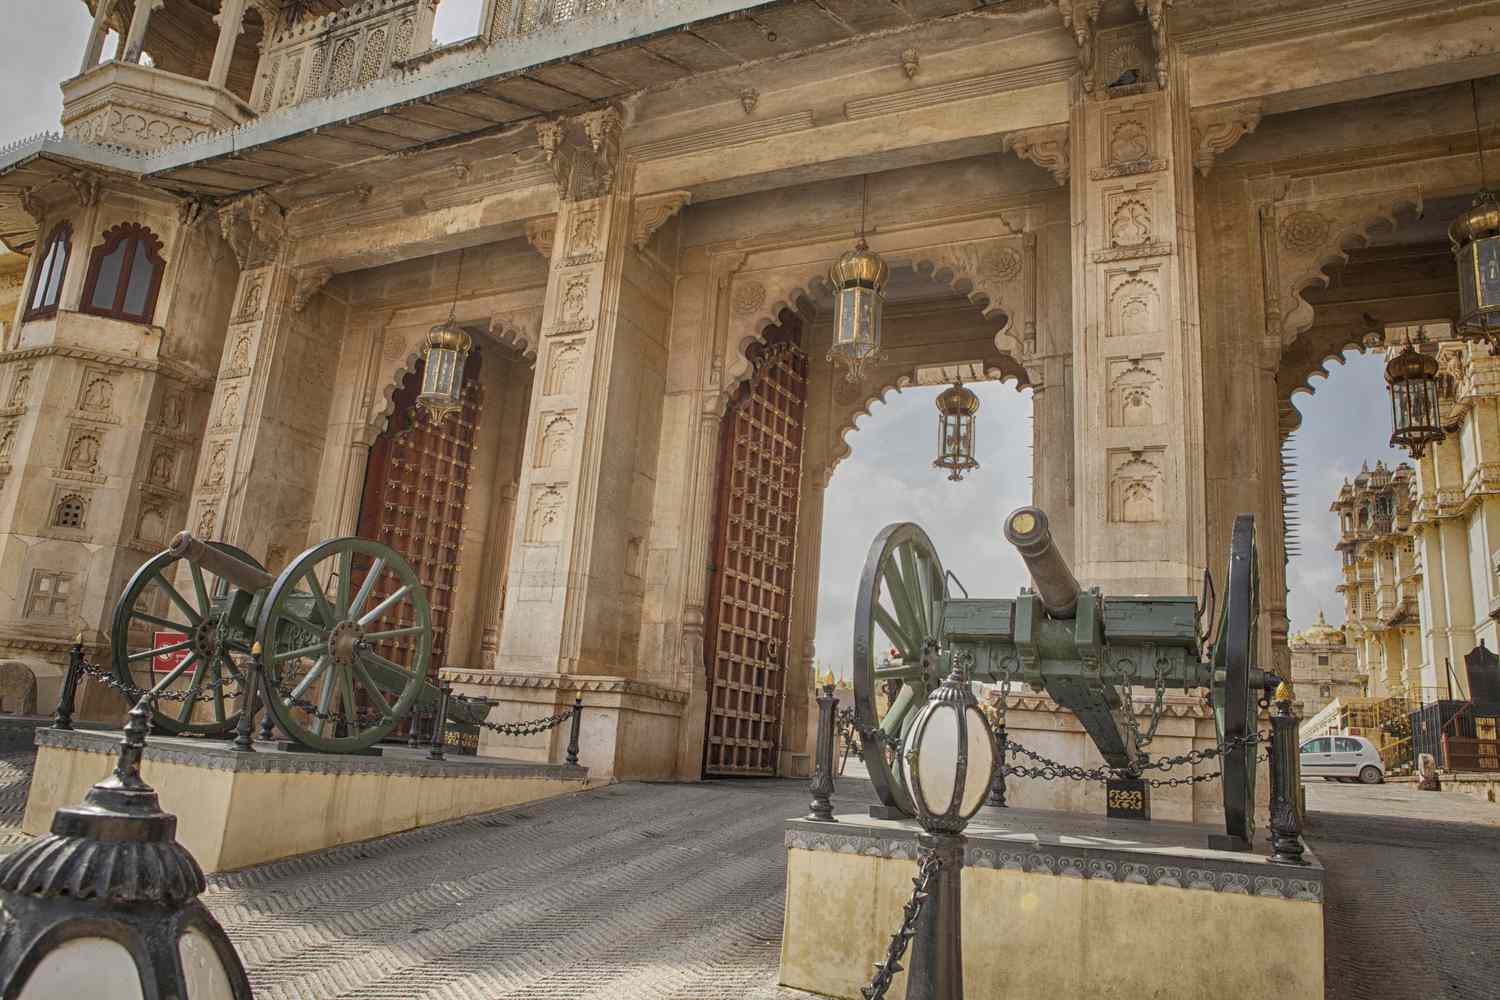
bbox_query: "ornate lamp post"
[0,701,253,999]
[417,247,474,424]
[933,382,980,481]
[901,668,997,1000]
[1385,338,1443,458]
[827,176,889,383]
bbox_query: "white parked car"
[1299,734,1385,784]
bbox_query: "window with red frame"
[23,223,71,320]
[81,223,165,324]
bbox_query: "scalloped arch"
[827,364,1030,476]
[370,324,537,435]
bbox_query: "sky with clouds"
[0,2,1401,677]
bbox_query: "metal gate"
[703,323,807,776]
[357,354,483,676]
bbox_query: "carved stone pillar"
[122,0,165,65]
[1069,29,1207,596]
[209,0,249,88]
[80,0,120,74]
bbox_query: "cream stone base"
[444,669,690,781]
[23,728,592,873]
[779,811,1324,1000]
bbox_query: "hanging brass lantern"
[933,382,980,481]
[1451,191,1500,344]
[417,318,473,424]
[827,238,889,383]
[1385,341,1443,458]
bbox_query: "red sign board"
[152,630,195,676]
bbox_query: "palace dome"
[1293,609,1345,647]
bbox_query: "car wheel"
[1359,765,1383,785]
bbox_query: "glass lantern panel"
[17,938,145,1000]
[958,705,994,818]
[1478,237,1500,310]
[837,288,859,346]
[916,703,960,816]
[179,927,238,1000]
[1459,243,1480,319]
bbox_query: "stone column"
[1068,53,1207,595]
[209,0,249,89]
[1438,516,1477,696]
[79,0,120,73]
[121,0,165,65]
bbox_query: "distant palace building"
[1287,610,1364,719]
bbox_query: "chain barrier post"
[231,645,262,753]
[808,683,839,822]
[986,724,1007,807]
[52,634,85,731]
[1268,681,1308,865]
[905,833,965,1000]
[429,683,451,761]
[257,706,276,742]
[565,696,583,766]
[408,709,425,748]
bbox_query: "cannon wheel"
[257,537,431,754]
[853,523,947,815]
[1212,514,1259,843]
[109,542,264,736]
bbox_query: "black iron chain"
[75,658,242,706]
[475,708,575,736]
[1001,727,1266,786]
[860,849,943,1000]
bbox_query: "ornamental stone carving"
[1279,210,1333,254]
[1190,100,1263,176]
[631,191,692,251]
[1004,125,1070,187]
[732,281,767,316]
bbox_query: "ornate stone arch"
[725,233,1034,389]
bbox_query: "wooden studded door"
[703,321,808,776]
[358,353,482,677]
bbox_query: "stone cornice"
[0,343,214,391]
[1177,0,1487,56]
[442,669,690,706]
[37,726,590,780]
[784,823,1324,903]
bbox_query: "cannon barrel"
[168,531,276,592]
[1002,507,1081,619]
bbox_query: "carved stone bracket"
[1052,1,1103,88]
[631,190,691,251]
[217,192,286,268]
[64,171,100,208]
[290,266,333,312]
[536,107,622,202]
[1191,99,1262,176]
[1005,125,1070,187]
[526,216,557,259]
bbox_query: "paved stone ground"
[1304,780,1500,1000]
[2,741,1499,998]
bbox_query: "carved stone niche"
[1106,267,1165,339]
[526,485,567,544]
[536,412,576,469]
[1108,448,1165,524]
[1093,101,1167,180]
[1107,355,1164,427]
[544,339,584,396]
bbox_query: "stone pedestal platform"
[779,807,1324,1000]
[22,727,592,873]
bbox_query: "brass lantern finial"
[1385,334,1443,458]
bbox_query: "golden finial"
[1274,680,1294,703]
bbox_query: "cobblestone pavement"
[3,739,1499,998]
[1306,780,1500,1000]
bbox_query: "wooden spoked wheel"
[257,537,431,754]
[852,523,948,815]
[109,542,263,736]
[1211,514,1259,843]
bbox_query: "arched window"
[53,495,86,529]
[24,223,71,320]
[81,223,165,324]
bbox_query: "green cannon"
[852,507,1268,840]
[109,532,488,753]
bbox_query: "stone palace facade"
[0,0,1495,779]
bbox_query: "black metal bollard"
[987,724,1008,808]
[230,647,261,753]
[808,683,839,822]
[1268,683,1308,865]
[257,705,276,742]
[429,684,451,761]
[565,696,583,767]
[905,834,965,1000]
[52,636,84,731]
[408,710,425,749]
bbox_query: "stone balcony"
[62,61,255,152]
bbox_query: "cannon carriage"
[852,507,1270,841]
[110,531,488,754]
